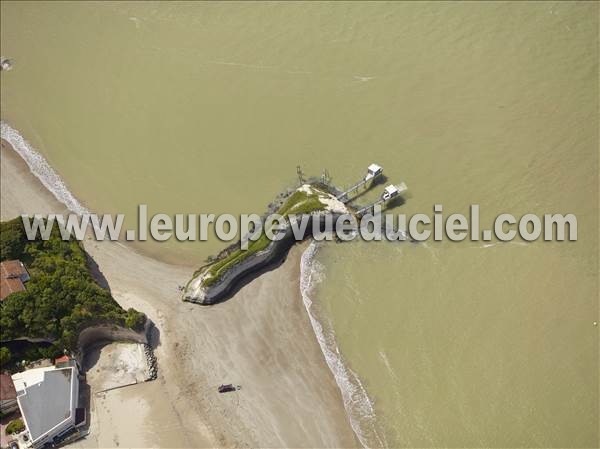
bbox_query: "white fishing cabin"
[382,182,407,200]
[364,164,383,182]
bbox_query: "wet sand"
[1,139,358,448]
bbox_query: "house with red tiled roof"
[0,260,30,301]
[54,355,70,366]
[0,373,18,414]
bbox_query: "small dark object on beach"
[218,384,237,393]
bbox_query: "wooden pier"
[356,182,408,216]
[337,163,384,203]
[336,163,408,215]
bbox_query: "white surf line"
[1,121,88,215]
[300,242,387,449]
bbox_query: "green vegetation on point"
[201,185,329,287]
[0,217,146,365]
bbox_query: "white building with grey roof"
[11,363,80,448]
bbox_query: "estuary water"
[1,2,598,446]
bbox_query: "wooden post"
[296,165,305,185]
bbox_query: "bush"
[5,418,25,435]
[0,219,26,261]
[0,217,145,352]
[0,347,10,367]
[125,308,146,331]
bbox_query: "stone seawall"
[77,322,149,352]
[77,320,158,381]
[185,212,344,305]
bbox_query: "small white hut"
[364,163,383,181]
[382,182,407,200]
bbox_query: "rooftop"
[0,373,17,400]
[0,260,29,301]
[0,260,28,279]
[12,366,77,444]
[384,185,399,195]
[367,163,382,173]
[54,355,70,365]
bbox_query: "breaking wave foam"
[3,120,386,446]
[300,242,387,448]
[1,122,88,215]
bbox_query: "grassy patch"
[6,418,25,435]
[200,185,329,287]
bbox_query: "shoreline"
[0,121,199,269]
[300,243,387,448]
[1,129,360,447]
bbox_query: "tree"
[0,219,26,261]
[0,217,146,356]
[125,308,146,331]
[5,418,25,435]
[0,347,11,367]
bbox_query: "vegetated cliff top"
[191,182,349,291]
[0,217,146,363]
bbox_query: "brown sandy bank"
[0,139,359,448]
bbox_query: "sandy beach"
[0,139,359,448]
